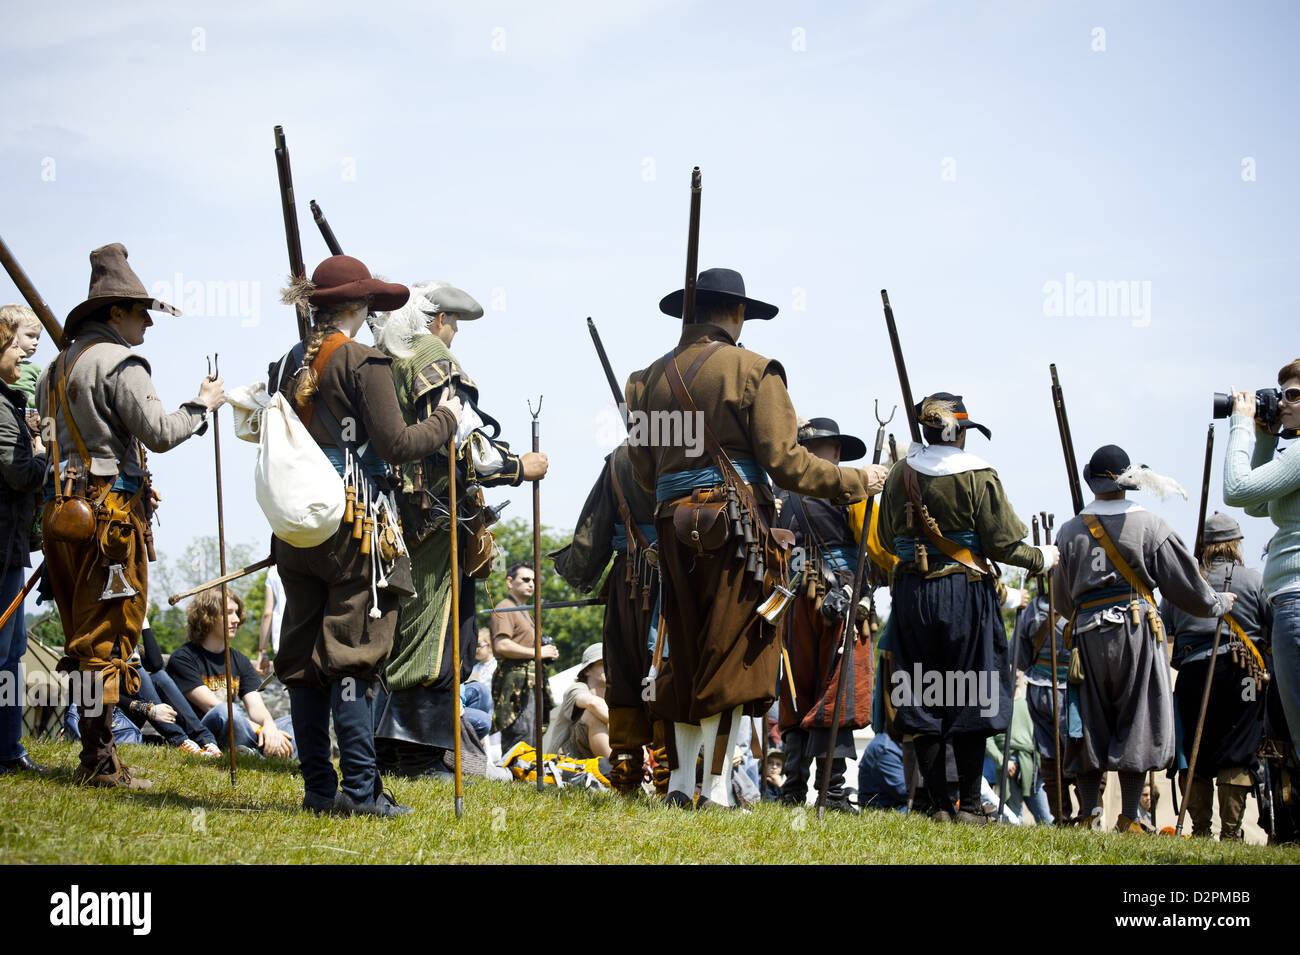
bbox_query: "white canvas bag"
[251,352,345,548]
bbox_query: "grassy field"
[1,739,1295,865]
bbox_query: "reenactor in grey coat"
[1053,445,1236,832]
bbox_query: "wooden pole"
[209,355,236,786]
[449,435,463,818]
[530,397,544,791]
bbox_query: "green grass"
[1,739,1295,864]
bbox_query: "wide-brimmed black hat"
[1083,445,1131,494]
[916,392,992,442]
[658,267,779,321]
[797,417,866,462]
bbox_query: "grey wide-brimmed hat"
[65,243,180,336]
[658,267,779,321]
[424,284,484,320]
[577,643,603,678]
[1203,512,1243,544]
[797,417,867,462]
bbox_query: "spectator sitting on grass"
[166,589,295,758]
[543,644,610,759]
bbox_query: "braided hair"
[292,301,364,406]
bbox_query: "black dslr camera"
[1213,388,1282,433]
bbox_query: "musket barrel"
[274,125,310,341]
[0,234,67,350]
[1050,363,1085,515]
[1194,422,1215,560]
[683,167,702,322]
[168,556,274,605]
[881,290,922,445]
[587,317,628,429]
[309,200,344,257]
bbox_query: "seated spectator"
[460,681,493,740]
[858,731,909,811]
[984,674,1053,825]
[139,607,220,755]
[166,589,296,759]
[543,644,610,759]
[762,749,786,802]
[469,628,496,685]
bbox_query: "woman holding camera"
[1224,359,1300,753]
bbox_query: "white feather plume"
[1116,464,1188,501]
[371,280,449,360]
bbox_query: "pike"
[208,354,237,786]
[1041,511,1064,823]
[529,396,545,792]
[309,200,344,257]
[816,400,894,817]
[1193,423,1215,561]
[0,563,44,633]
[0,234,67,350]
[1176,565,1235,836]
[1050,364,1085,516]
[168,556,274,606]
[881,291,922,445]
[448,435,464,818]
[273,126,310,341]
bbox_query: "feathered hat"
[916,392,992,443]
[280,255,409,314]
[1083,445,1188,500]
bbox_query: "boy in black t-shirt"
[167,590,295,758]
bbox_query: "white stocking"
[669,721,704,797]
[700,705,742,806]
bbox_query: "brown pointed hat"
[64,243,180,336]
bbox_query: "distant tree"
[479,517,605,672]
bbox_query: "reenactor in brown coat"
[624,268,886,808]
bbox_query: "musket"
[529,396,545,792]
[881,291,922,445]
[480,598,603,614]
[448,435,464,818]
[168,556,274,605]
[208,355,237,786]
[0,234,67,350]
[586,317,629,430]
[1176,566,1235,836]
[1049,364,1085,516]
[816,401,894,817]
[309,200,344,257]
[1193,423,1215,561]
[682,167,702,322]
[273,126,310,341]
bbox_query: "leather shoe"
[0,754,48,776]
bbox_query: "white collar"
[1081,498,1145,515]
[905,443,993,477]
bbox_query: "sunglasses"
[1283,387,1300,403]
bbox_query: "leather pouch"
[671,488,729,553]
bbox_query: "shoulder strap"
[607,454,649,551]
[51,340,110,472]
[297,333,351,430]
[1080,513,1153,603]
[662,342,770,532]
[901,463,993,575]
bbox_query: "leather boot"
[1182,774,1214,837]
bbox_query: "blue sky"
[2,0,1296,585]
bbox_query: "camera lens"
[1212,393,1233,419]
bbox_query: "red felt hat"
[299,255,409,312]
